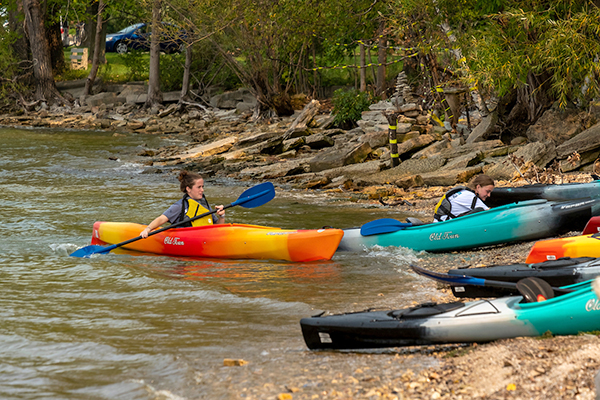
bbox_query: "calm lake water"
[0,126,442,399]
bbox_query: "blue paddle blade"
[360,218,412,236]
[69,244,118,258]
[231,182,275,208]
[410,264,487,286]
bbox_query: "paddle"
[409,264,574,296]
[69,182,276,258]
[360,218,413,236]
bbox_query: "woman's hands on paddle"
[215,205,225,222]
[141,215,169,238]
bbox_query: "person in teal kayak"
[433,174,495,222]
[140,170,225,238]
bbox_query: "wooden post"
[385,111,400,167]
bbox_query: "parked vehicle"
[105,22,186,54]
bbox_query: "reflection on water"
[0,126,436,399]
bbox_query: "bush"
[159,53,185,92]
[118,50,148,81]
[331,88,373,128]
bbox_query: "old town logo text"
[585,298,600,312]
[429,232,459,241]
[164,237,185,246]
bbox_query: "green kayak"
[338,199,598,252]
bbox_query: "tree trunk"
[440,20,489,115]
[359,42,366,92]
[48,21,65,74]
[180,44,192,101]
[376,20,386,98]
[22,0,64,103]
[312,41,318,97]
[8,4,30,80]
[146,0,163,108]
[83,0,105,97]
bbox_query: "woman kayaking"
[433,174,495,222]
[140,171,225,238]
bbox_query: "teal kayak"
[338,199,599,252]
[300,280,598,350]
[486,179,600,208]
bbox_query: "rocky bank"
[3,82,600,399]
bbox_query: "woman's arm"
[140,214,169,238]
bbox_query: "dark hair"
[467,174,495,190]
[178,170,203,193]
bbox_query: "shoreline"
[3,114,600,399]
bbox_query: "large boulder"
[441,151,485,170]
[397,134,436,159]
[239,159,309,179]
[419,166,483,186]
[176,137,237,160]
[309,142,372,172]
[411,139,453,159]
[556,122,600,158]
[210,88,256,109]
[361,156,447,185]
[85,92,126,107]
[305,133,335,149]
[466,111,498,144]
[526,108,584,145]
[485,141,557,181]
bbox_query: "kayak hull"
[90,221,344,262]
[486,180,600,208]
[338,199,598,253]
[526,233,600,263]
[447,257,600,298]
[301,282,600,350]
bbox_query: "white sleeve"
[449,191,488,216]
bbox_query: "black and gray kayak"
[486,180,600,208]
[300,279,597,350]
[446,257,600,298]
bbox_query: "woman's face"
[186,178,205,200]
[476,184,494,201]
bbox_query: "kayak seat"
[406,217,426,226]
[516,277,554,303]
[389,301,465,319]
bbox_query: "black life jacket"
[177,194,214,227]
[433,186,478,222]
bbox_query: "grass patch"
[59,47,150,83]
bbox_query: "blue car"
[105,23,185,54]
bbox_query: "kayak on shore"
[446,257,600,298]
[526,232,600,263]
[300,280,598,350]
[410,259,600,298]
[90,221,344,262]
[485,179,600,208]
[337,198,599,253]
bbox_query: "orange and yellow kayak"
[90,221,344,262]
[526,233,600,263]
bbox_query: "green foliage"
[159,53,185,91]
[118,50,149,81]
[388,0,600,111]
[331,88,373,128]
[0,34,27,110]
